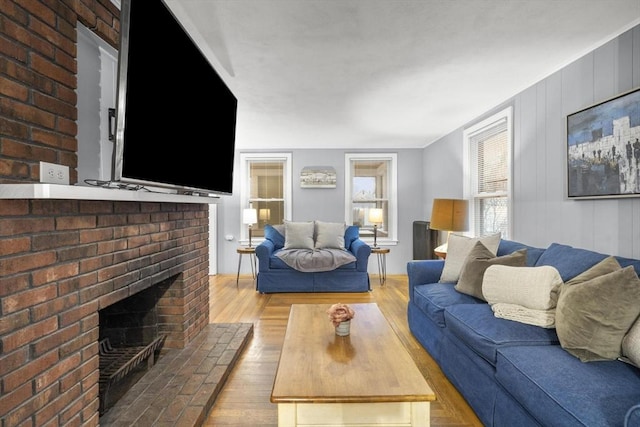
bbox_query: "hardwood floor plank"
[205,274,482,427]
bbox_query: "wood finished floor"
[205,274,483,427]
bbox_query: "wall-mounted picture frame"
[567,87,640,199]
[300,166,337,188]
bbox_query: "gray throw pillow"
[455,241,527,300]
[283,221,315,249]
[314,221,346,249]
[556,266,640,362]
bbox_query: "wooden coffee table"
[271,303,435,426]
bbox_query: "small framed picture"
[300,166,337,188]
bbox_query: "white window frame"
[344,153,398,246]
[239,152,292,244]
[463,106,513,239]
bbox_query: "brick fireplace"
[0,198,211,426]
[0,2,230,424]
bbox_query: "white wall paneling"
[425,24,640,260]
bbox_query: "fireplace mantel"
[0,184,220,203]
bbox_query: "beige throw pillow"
[556,266,640,362]
[622,319,640,367]
[283,221,315,249]
[455,241,527,300]
[439,232,501,283]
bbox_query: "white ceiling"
[166,0,640,150]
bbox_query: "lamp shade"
[368,208,383,224]
[430,199,468,232]
[242,208,257,225]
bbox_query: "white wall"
[215,24,640,277]
[424,24,640,259]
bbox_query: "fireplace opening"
[98,284,167,415]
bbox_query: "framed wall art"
[300,166,336,188]
[567,87,640,199]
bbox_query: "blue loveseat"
[256,222,371,293]
[407,238,640,426]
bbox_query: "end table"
[236,246,257,288]
[370,247,390,286]
[434,249,447,259]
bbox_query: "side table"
[434,249,447,259]
[236,246,257,288]
[370,247,390,286]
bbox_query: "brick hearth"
[100,323,253,426]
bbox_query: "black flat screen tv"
[113,0,237,196]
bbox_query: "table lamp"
[368,208,384,247]
[243,208,258,247]
[429,198,468,256]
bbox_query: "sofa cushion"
[314,221,346,249]
[496,345,640,427]
[535,243,609,282]
[444,304,559,366]
[412,283,482,328]
[284,221,315,249]
[626,404,640,427]
[264,224,285,249]
[617,255,640,277]
[556,265,640,362]
[439,232,501,283]
[455,242,527,300]
[564,255,621,286]
[496,239,545,266]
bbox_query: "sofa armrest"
[406,259,445,300]
[625,404,640,427]
[350,239,371,272]
[255,240,275,272]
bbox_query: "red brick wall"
[0,3,212,426]
[0,199,210,426]
[1,0,119,185]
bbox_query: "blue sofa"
[407,239,640,427]
[256,224,371,293]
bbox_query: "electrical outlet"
[39,161,70,185]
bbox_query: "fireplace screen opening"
[98,284,167,415]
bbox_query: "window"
[463,107,512,239]
[344,153,398,245]
[239,153,292,242]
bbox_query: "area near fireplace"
[0,198,234,426]
[0,1,252,424]
[100,322,253,425]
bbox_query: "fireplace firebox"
[98,280,169,414]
